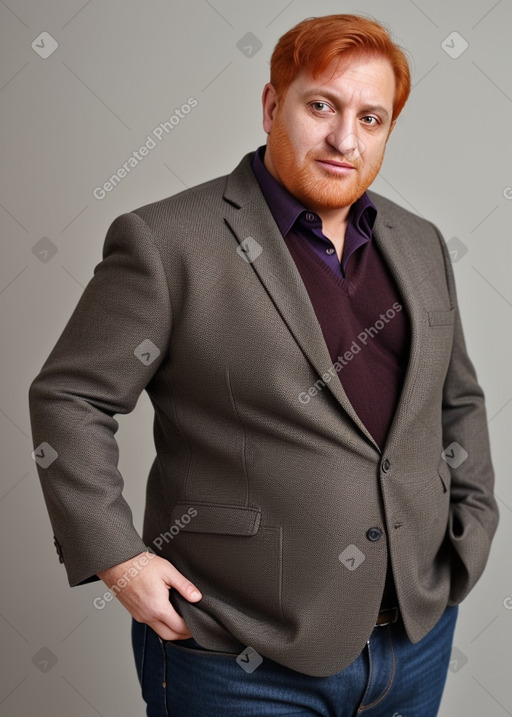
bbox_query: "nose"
[326,116,366,161]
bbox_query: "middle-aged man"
[29,14,499,716]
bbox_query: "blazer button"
[366,527,383,542]
[381,458,391,474]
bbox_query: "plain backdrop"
[1,1,511,715]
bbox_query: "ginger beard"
[266,107,386,211]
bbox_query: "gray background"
[1,0,511,714]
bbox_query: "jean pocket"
[164,636,239,658]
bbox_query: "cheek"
[362,136,387,164]
[278,125,307,162]
[273,109,333,163]
[292,123,332,158]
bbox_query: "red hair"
[270,15,411,122]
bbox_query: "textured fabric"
[131,606,458,716]
[28,151,498,676]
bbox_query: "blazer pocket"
[428,308,455,326]
[169,502,261,535]
[170,502,284,621]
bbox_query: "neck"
[315,206,351,237]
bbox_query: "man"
[29,14,498,716]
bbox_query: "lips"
[318,159,355,169]
[316,159,357,174]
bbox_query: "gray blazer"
[29,152,498,676]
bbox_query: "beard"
[266,113,385,211]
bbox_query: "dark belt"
[375,607,399,627]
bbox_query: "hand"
[97,552,202,640]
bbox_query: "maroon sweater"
[284,231,409,448]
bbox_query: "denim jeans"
[132,604,458,716]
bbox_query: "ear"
[262,83,279,134]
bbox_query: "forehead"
[290,55,395,108]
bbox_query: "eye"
[310,101,333,114]
[361,115,379,126]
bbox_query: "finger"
[158,601,194,636]
[148,617,193,642]
[121,585,193,636]
[163,563,202,602]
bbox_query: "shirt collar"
[251,145,376,239]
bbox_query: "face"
[262,55,396,212]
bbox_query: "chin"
[296,179,365,211]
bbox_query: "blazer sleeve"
[435,227,499,603]
[28,212,172,587]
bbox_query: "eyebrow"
[300,89,391,117]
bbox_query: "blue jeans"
[132,605,458,716]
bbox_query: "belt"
[375,607,399,627]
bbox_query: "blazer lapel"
[223,154,379,449]
[369,202,425,449]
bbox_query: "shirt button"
[381,458,391,474]
[325,247,335,255]
[305,212,316,222]
[366,527,383,542]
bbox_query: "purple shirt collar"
[251,145,376,273]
